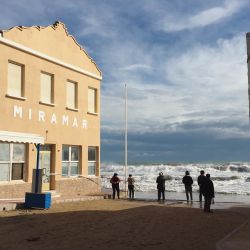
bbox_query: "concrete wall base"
[56,177,101,198]
[0,183,31,199]
[0,177,101,199]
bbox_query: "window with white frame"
[62,145,79,177]
[88,147,97,175]
[66,81,77,109]
[8,62,24,98]
[40,72,54,104]
[0,142,25,181]
[88,88,97,114]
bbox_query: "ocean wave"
[211,176,240,181]
[229,165,250,173]
[100,162,250,195]
[212,165,229,171]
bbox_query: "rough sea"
[101,162,250,203]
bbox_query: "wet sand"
[0,199,249,250]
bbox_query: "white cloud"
[159,0,246,32]
[119,64,152,72]
[101,33,249,140]
[166,34,247,117]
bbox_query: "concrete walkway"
[0,194,107,211]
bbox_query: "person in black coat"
[110,173,121,199]
[197,170,206,202]
[202,174,215,213]
[156,172,166,201]
[182,171,193,202]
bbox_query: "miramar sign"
[13,105,88,129]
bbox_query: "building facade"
[0,22,102,198]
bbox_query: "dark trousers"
[158,189,165,200]
[204,197,212,212]
[185,185,193,201]
[128,185,134,199]
[199,187,202,202]
[112,184,120,199]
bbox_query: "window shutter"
[40,73,52,103]
[8,63,22,97]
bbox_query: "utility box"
[31,169,43,193]
[25,192,51,209]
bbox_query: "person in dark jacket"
[202,174,215,213]
[110,173,120,199]
[156,172,166,201]
[127,174,135,199]
[197,170,206,202]
[182,171,193,202]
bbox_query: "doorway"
[40,145,52,191]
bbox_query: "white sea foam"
[101,162,250,195]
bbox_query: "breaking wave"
[101,162,250,195]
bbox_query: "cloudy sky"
[1,0,250,163]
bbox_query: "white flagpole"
[124,83,128,198]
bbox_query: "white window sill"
[87,111,98,116]
[66,107,79,112]
[39,101,55,107]
[6,94,27,101]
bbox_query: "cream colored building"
[0,21,102,198]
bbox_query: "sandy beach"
[0,199,250,250]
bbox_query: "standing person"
[182,171,193,202]
[156,172,166,201]
[110,173,120,199]
[127,174,135,199]
[197,170,206,202]
[202,174,215,213]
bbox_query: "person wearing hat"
[182,171,193,202]
[156,172,166,201]
[110,173,121,199]
[197,170,206,202]
[202,174,215,213]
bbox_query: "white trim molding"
[0,36,102,81]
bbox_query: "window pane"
[62,162,69,177]
[13,144,25,161]
[70,162,78,176]
[71,146,79,161]
[0,163,10,181]
[40,73,52,103]
[12,163,23,180]
[62,145,69,161]
[0,143,10,161]
[88,147,96,161]
[88,88,96,113]
[8,62,22,97]
[67,81,76,109]
[88,162,96,175]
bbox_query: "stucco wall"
[0,183,31,199]
[56,177,101,197]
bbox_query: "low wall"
[0,177,101,199]
[55,177,101,197]
[0,182,31,199]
